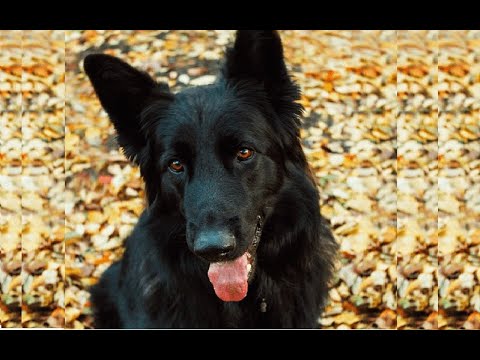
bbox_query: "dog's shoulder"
[90,261,122,328]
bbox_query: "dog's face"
[152,86,284,261]
[84,31,304,302]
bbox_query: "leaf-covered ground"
[1,31,65,328]
[1,30,479,329]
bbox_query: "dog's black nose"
[193,230,236,261]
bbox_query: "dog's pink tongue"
[208,253,248,302]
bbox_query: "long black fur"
[84,30,338,328]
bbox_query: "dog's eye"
[168,160,184,173]
[236,148,255,161]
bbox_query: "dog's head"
[84,30,306,302]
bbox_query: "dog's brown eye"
[236,148,254,161]
[169,160,184,173]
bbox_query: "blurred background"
[1,30,479,329]
[1,30,65,328]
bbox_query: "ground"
[0,30,479,329]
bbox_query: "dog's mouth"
[207,215,263,302]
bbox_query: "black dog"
[84,30,337,328]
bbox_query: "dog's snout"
[193,230,236,262]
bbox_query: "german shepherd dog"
[84,30,337,328]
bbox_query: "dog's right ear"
[83,54,173,163]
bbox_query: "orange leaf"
[398,64,429,78]
[348,65,382,79]
[439,63,469,77]
[51,307,65,318]
[98,175,112,184]
[93,252,112,265]
[342,301,359,313]
[83,30,98,41]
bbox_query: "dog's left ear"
[222,30,302,121]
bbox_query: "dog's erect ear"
[223,30,300,103]
[223,30,287,84]
[223,30,303,138]
[83,54,172,163]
